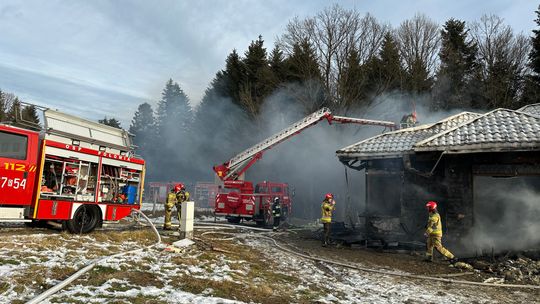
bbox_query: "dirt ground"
[271,228,540,303]
[2,217,540,303]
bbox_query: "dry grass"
[12,264,50,292]
[171,275,290,304]
[0,257,20,265]
[91,229,156,245]
[2,225,326,303]
[0,281,10,294]
[84,266,164,289]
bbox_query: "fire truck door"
[0,129,39,206]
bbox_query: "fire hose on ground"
[25,209,161,304]
[194,221,540,290]
[25,217,540,304]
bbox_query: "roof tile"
[336,112,481,158]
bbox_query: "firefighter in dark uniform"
[272,197,282,231]
[164,183,190,230]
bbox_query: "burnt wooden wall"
[361,151,540,253]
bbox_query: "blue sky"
[0,0,537,126]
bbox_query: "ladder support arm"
[215,108,397,181]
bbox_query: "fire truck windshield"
[0,131,27,160]
[254,185,268,193]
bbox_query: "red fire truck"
[0,107,145,233]
[213,107,395,226]
[194,182,219,208]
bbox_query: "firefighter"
[321,193,336,247]
[163,183,190,230]
[424,201,456,262]
[271,197,282,231]
[43,163,58,191]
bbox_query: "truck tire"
[66,205,101,234]
[227,217,241,224]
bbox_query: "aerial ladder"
[213,107,396,181]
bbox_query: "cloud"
[0,0,537,126]
[0,63,146,126]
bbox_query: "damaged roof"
[414,109,540,153]
[336,112,481,159]
[337,108,540,160]
[518,103,540,117]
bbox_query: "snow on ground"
[1,225,537,303]
[241,236,494,304]
[0,229,245,303]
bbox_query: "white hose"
[195,221,271,232]
[138,219,540,289]
[200,231,236,241]
[26,209,161,304]
[250,235,540,290]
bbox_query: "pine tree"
[530,5,540,81]
[222,50,245,105]
[285,40,327,113]
[0,90,6,122]
[377,33,404,93]
[240,35,274,118]
[286,40,322,83]
[522,5,540,105]
[155,79,193,136]
[269,45,287,84]
[21,105,40,124]
[190,75,251,180]
[7,98,21,122]
[129,103,156,140]
[154,79,194,180]
[404,59,432,95]
[129,102,157,178]
[98,117,122,128]
[355,32,405,109]
[433,19,478,110]
[338,48,366,112]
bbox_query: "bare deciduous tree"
[278,4,388,108]
[1,92,17,111]
[471,14,530,78]
[470,14,531,108]
[396,13,440,76]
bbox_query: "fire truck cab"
[0,108,145,233]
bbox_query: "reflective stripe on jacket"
[321,200,334,223]
[177,191,190,204]
[272,204,281,217]
[426,212,442,236]
[167,192,177,205]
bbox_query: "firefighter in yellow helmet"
[424,201,456,262]
[163,183,190,230]
[321,193,336,247]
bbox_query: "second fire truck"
[213,107,396,226]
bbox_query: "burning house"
[336,105,540,255]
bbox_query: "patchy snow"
[2,227,537,303]
[242,236,495,304]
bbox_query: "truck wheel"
[227,217,241,224]
[66,205,101,234]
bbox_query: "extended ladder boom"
[213,107,396,181]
